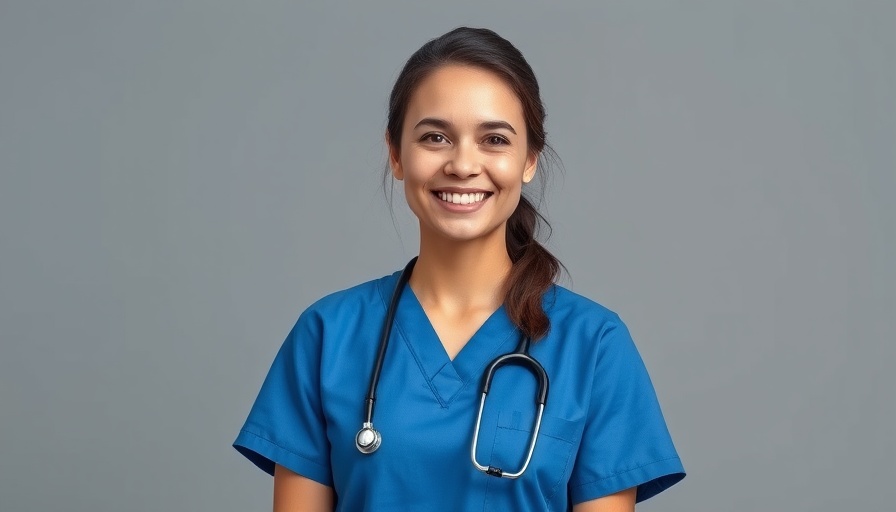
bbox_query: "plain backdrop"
[1,1,893,511]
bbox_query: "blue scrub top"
[234,269,685,510]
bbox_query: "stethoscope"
[355,257,550,479]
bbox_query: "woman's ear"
[386,132,403,180]
[523,152,538,183]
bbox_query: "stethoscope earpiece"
[355,422,381,454]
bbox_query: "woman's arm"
[572,486,637,512]
[273,464,335,512]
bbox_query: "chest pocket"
[483,410,580,511]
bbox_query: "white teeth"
[437,192,487,204]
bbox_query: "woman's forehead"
[403,65,525,130]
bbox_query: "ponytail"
[504,195,560,341]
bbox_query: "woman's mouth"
[435,191,490,205]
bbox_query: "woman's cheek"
[402,152,442,183]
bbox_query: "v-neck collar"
[379,271,519,407]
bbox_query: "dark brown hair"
[386,27,562,340]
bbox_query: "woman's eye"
[422,133,447,143]
[485,135,509,145]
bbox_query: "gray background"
[1,1,893,510]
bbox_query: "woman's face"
[389,65,537,245]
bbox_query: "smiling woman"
[390,65,537,250]
[233,27,685,511]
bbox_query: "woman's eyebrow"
[414,117,452,131]
[413,117,517,134]
[478,120,517,134]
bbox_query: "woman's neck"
[409,229,512,314]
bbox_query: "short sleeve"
[232,310,333,486]
[569,315,685,504]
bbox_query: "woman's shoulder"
[541,285,648,371]
[301,269,401,319]
[541,284,639,350]
[544,284,624,325]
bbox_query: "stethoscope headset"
[354,257,550,479]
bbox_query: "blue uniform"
[233,269,685,510]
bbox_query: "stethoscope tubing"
[355,257,550,479]
[362,257,417,424]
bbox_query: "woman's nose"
[444,141,481,178]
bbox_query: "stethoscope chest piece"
[356,422,381,454]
